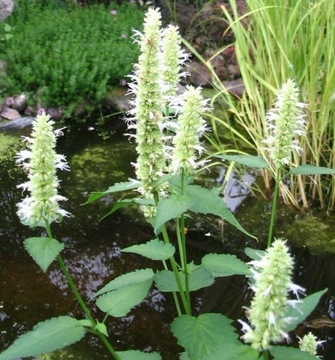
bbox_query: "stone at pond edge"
[0,0,14,22]
[0,107,20,120]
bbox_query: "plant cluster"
[195,0,335,209]
[0,0,144,117]
[0,8,329,360]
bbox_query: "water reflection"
[0,122,335,359]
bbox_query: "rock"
[0,107,20,120]
[12,93,28,112]
[24,106,35,116]
[227,64,241,79]
[103,87,131,112]
[187,62,212,87]
[0,0,14,22]
[0,116,34,130]
[222,78,245,97]
[47,107,63,121]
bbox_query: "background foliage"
[0,0,144,116]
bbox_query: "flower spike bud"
[127,8,166,198]
[16,111,70,228]
[263,79,307,168]
[240,239,305,351]
[160,24,189,100]
[299,332,325,358]
[171,85,209,175]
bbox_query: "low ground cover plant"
[0,7,330,360]
[0,0,144,117]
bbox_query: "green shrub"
[0,1,144,116]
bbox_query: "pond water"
[1,119,335,359]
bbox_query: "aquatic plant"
[0,8,327,360]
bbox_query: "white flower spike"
[16,111,70,228]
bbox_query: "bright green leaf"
[185,185,256,239]
[84,181,139,204]
[270,345,318,359]
[122,239,175,261]
[244,247,265,260]
[171,314,237,360]
[203,342,259,360]
[0,316,85,360]
[117,350,162,360]
[93,268,154,298]
[218,154,269,169]
[24,237,64,273]
[155,268,214,292]
[95,322,108,337]
[284,289,327,332]
[96,279,152,317]
[202,253,250,277]
[155,194,192,232]
[289,165,335,176]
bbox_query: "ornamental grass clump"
[16,111,69,228]
[240,239,304,351]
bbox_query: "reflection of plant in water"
[0,8,328,360]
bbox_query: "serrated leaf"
[270,345,318,359]
[154,267,214,292]
[154,194,192,232]
[84,181,139,204]
[0,316,85,360]
[202,253,250,277]
[219,154,269,169]
[203,342,259,360]
[289,165,335,175]
[185,185,256,239]
[24,237,64,273]
[117,350,162,360]
[122,239,175,261]
[96,279,152,317]
[171,314,237,360]
[244,247,265,260]
[284,288,327,332]
[93,268,154,299]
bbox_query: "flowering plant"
[0,8,327,360]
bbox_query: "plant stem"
[45,222,120,360]
[267,169,281,248]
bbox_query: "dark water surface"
[1,120,335,359]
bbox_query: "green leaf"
[203,342,259,360]
[171,314,237,360]
[185,185,256,239]
[95,322,108,337]
[24,237,64,273]
[96,279,153,317]
[244,247,266,260]
[270,345,318,359]
[84,181,139,204]
[154,194,192,232]
[218,154,269,169]
[122,239,175,261]
[289,165,335,175]
[284,288,327,332]
[117,350,162,360]
[154,267,214,292]
[201,253,251,277]
[0,316,85,360]
[93,268,154,298]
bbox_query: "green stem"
[267,169,281,248]
[45,222,120,360]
